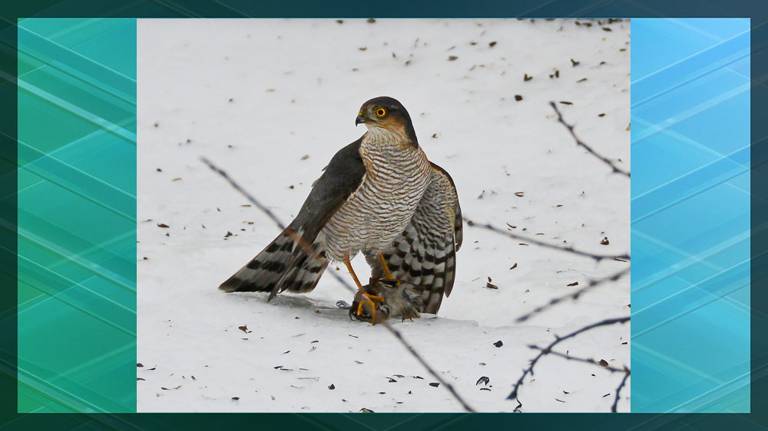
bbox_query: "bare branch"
[515,267,630,322]
[507,316,630,407]
[612,368,631,412]
[550,101,630,177]
[527,345,626,373]
[201,156,475,412]
[201,157,287,230]
[463,217,630,262]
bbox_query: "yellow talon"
[344,254,387,324]
[356,292,384,322]
[378,253,399,285]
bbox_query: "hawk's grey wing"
[288,138,367,241]
[368,162,462,314]
[219,138,366,297]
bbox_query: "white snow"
[137,18,630,412]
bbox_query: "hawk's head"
[355,96,418,146]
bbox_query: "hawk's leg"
[343,255,383,322]
[377,253,400,285]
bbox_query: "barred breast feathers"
[320,126,431,262]
[368,161,462,315]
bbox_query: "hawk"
[353,163,463,322]
[220,96,437,320]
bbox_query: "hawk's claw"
[379,278,399,287]
[355,292,384,323]
[351,278,422,324]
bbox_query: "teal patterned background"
[17,18,136,412]
[1,1,766,429]
[15,16,752,415]
[631,18,751,412]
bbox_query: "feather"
[368,162,462,315]
[218,138,365,295]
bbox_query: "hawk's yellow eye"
[375,107,387,118]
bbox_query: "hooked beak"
[355,113,366,126]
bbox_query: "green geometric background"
[4,6,765,428]
[14,15,755,417]
[0,0,768,431]
[17,18,135,413]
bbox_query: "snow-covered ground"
[137,18,630,412]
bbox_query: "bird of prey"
[352,162,463,322]
[219,96,437,320]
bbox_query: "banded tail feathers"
[218,228,328,299]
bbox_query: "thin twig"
[612,368,631,412]
[516,267,630,322]
[507,316,630,406]
[201,157,285,228]
[527,345,626,373]
[201,156,475,412]
[550,101,630,177]
[463,217,630,262]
